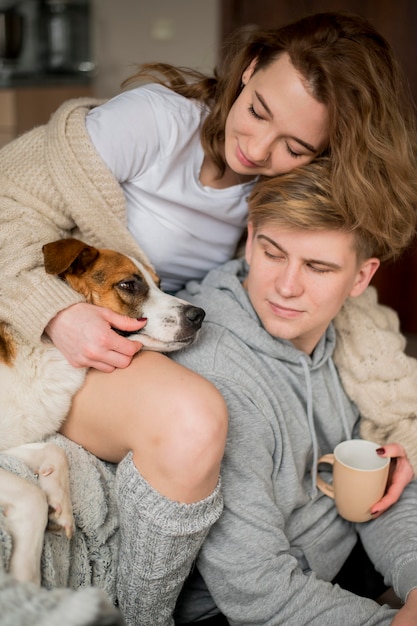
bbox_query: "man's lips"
[269,301,304,319]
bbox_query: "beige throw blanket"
[334,286,417,473]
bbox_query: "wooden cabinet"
[221,1,417,333]
[0,82,92,148]
[221,1,417,103]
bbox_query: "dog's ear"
[43,238,100,277]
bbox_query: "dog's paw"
[4,443,76,540]
[37,453,75,539]
[39,466,75,539]
[47,500,75,538]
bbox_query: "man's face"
[245,222,379,354]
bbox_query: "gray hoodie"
[172,259,417,625]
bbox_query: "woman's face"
[224,53,329,178]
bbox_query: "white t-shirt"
[86,83,254,293]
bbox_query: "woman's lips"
[236,144,258,168]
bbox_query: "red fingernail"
[137,317,147,321]
[376,448,385,455]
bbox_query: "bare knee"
[167,376,228,474]
[64,351,228,502]
[133,369,228,503]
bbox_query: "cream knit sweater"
[1,97,416,473]
[334,286,417,473]
[0,97,152,346]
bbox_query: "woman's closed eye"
[248,106,309,160]
[286,143,303,158]
[248,104,264,121]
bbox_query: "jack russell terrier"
[0,238,205,585]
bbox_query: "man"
[172,160,417,625]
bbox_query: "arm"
[359,479,417,609]
[0,136,144,369]
[0,99,152,367]
[196,380,396,626]
[0,126,83,343]
[392,589,417,625]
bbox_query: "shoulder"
[87,83,204,133]
[173,320,259,393]
[85,84,205,178]
[172,321,227,373]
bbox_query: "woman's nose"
[248,135,274,165]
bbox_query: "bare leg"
[61,351,228,503]
[60,351,227,625]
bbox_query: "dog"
[0,237,205,584]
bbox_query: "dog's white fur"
[0,238,205,584]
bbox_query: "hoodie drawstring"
[299,356,318,498]
[299,355,352,499]
[328,358,352,441]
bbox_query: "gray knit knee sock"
[115,452,223,626]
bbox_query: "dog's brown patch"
[0,322,16,366]
[64,250,150,317]
[43,239,160,319]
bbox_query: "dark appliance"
[0,0,93,79]
[41,0,94,74]
[0,0,42,77]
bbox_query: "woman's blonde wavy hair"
[247,159,417,263]
[123,12,417,238]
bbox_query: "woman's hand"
[45,302,146,372]
[370,443,414,517]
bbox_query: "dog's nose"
[184,305,205,329]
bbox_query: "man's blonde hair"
[248,159,417,263]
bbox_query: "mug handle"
[316,453,335,499]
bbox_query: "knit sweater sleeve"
[333,286,417,473]
[0,98,150,345]
[0,123,85,343]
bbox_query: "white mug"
[316,439,390,523]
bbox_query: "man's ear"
[349,258,380,298]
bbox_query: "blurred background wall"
[91,0,219,98]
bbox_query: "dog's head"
[42,238,205,352]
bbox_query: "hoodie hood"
[179,258,352,496]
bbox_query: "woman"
[0,11,415,626]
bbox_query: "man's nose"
[276,267,303,297]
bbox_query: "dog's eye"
[118,280,140,292]
[117,276,147,296]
